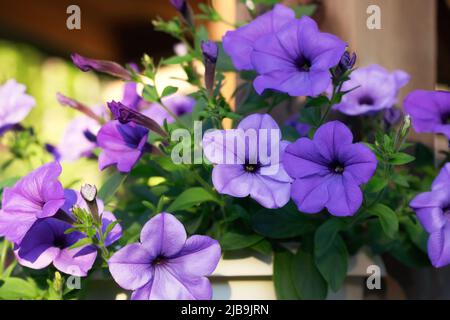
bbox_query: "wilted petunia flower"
[251,16,347,97]
[71,53,131,81]
[15,218,97,276]
[203,114,293,209]
[410,163,450,267]
[404,90,450,139]
[0,79,35,134]
[108,212,221,300]
[96,120,149,173]
[63,189,122,246]
[142,95,195,126]
[222,4,295,71]
[333,65,410,116]
[0,162,66,244]
[284,121,377,216]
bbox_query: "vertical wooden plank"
[321,0,438,149]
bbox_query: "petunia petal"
[313,121,354,161]
[53,245,97,277]
[168,235,221,277]
[291,175,331,214]
[108,243,155,291]
[415,207,446,234]
[325,173,363,216]
[140,213,187,258]
[212,165,253,198]
[428,224,450,268]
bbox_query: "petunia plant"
[0,0,448,300]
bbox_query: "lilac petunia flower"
[333,65,410,116]
[96,120,149,173]
[71,53,131,81]
[15,218,97,276]
[142,95,195,126]
[284,121,377,216]
[63,189,122,247]
[108,212,221,300]
[410,163,450,267]
[203,114,293,209]
[0,162,66,244]
[223,4,296,71]
[404,90,450,139]
[0,79,35,134]
[251,16,346,97]
[57,115,101,162]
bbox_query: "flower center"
[295,57,311,72]
[330,161,345,174]
[53,237,67,249]
[358,95,375,106]
[441,113,450,125]
[152,256,165,266]
[244,163,260,173]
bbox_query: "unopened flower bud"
[56,92,104,123]
[170,0,194,26]
[71,53,132,81]
[201,40,219,96]
[80,184,100,223]
[107,101,167,137]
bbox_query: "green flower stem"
[0,240,9,276]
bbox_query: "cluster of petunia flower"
[1,0,450,300]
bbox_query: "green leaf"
[299,106,322,127]
[364,176,388,193]
[293,4,317,18]
[402,217,427,253]
[161,86,178,98]
[98,172,127,205]
[216,42,235,72]
[291,249,328,300]
[142,85,159,102]
[166,187,220,212]
[0,277,41,300]
[162,55,193,65]
[273,249,300,300]
[220,231,263,251]
[370,203,399,239]
[314,218,346,256]
[389,152,415,165]
[252,206,317,239]
[315,234,348,292]
[69,237,93,250]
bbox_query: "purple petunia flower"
[404,90,450,139]
[333,65,410,116]
[108,212,221,300]
[0,79,35,134]
[284,121,377,216]
[203,114,293,209]
[410,163,450,267]
[142,95,195,126]
[14,218,97,276]
[71,53,131,81]
[63,190,122,246]
[250,16,346,97]
[223,4,296,71]
[0,162,66,244]
[96,120,149,173]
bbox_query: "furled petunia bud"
[339,51,357,71]
[107,101,167,137]
[201,40,219,96]
[71,53,132,81]
[170,0,194,26]
[56,92,104,123]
